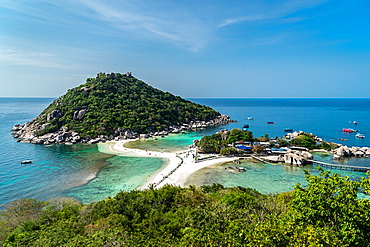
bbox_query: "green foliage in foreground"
[35,73,220,138]
[2,168,370,246]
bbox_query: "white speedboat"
[355,133,365,139]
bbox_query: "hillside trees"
[35,73,220,138]
[196,129,254,154]
[289,133,317,149]
[226,128,253,143]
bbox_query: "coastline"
[99,139,238,190]
[78,130,370,197]
[2,98,370,207]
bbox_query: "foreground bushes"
[1,168,370,246]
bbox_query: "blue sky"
[1,0,369,98]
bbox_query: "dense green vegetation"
[35,73,220,138]
[196,129,254,154]
[1,168,370,246]
[196,129,334,154]
[288,132,335,150]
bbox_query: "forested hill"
[11,72,228,143]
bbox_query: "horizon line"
[1,96,370,99]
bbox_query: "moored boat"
[355,133,365,139]
[267,122,274,124]
[21,160,32,164]
[342,128,353,133]
[247,117,254,120]
[284,128,293,132]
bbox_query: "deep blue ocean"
[1,98,369,206]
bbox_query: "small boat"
[267,122,274,124]
[242,124,249,129]
[21,160,32,164]
[284,128,293,132]
[247,117,254,120]
[338,138,348,141]
[342,128,353,133]
[353,121,358,125]
[355,133,365,139]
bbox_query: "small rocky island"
[11,72,234,144]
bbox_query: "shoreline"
[96,133,370,192]
[99,139,239,190]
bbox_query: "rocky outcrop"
[46,110,62,122]
[73,109,87,120]
[11,114,235,145]
[285,131,323,142]
[11,124,22,131]
[11,120,82,145]
[283,149,313,167]
[333,145,370,158]
[81,87,91,95]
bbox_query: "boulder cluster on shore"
[333,145,370,158]
[11,115,234,145]
[283,149,314,166]
[285,131,370,158]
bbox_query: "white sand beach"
[105,139,238,190]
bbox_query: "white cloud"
[217,0,327,28]
[0,48,64,68]
[0,0,328,53]
[218,14,273,28]
[75,0,212,52]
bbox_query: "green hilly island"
[11,72,231,144]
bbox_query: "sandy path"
[104,140,238,190]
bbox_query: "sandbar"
[104,139,238,189]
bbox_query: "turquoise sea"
[1,98,370,206]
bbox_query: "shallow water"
[185,155,370,194]
[1,98,370,205]
[185,160,309,194]
[65,155,166,204]
[124,127,225,152]
[0,141,114,206]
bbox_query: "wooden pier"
[312,160,370,173]
[251,155,268,164]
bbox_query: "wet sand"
[105,140,239,189]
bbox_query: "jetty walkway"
[251,155,268,164]
[312,160,370,173]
